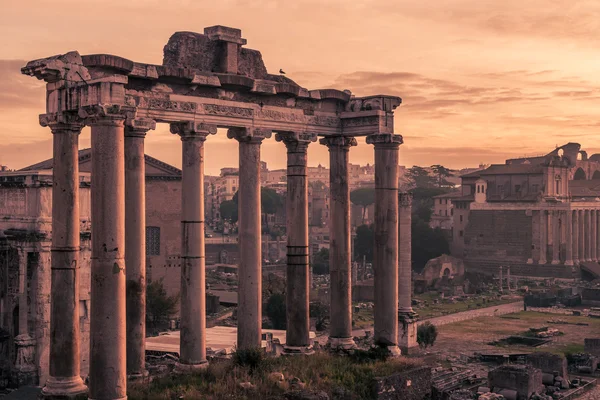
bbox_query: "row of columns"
[536,209,600,266]
[41,107,410,399]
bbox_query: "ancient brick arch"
[574,167,587,180]
[593,170,600,180]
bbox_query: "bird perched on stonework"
[279,68,286,74]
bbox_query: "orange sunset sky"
[2,0,600,175]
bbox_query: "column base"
[565,260,574,266]
[12,334,37,387]
[173,361,208,374]
[326,336,357,350]
[384,345,402,357]
[573,259,580,265]
[398,312,418,355]
[551,260,560,265]
[526,258,533,264]
[539,259,547,265]
[41,376,88,399]
[127,370,149,381]
[282,345,315,356]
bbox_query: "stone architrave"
[539,210,547,265]
[79,104,134,400]
[565,210,573,266]
[228,127,271,350]
[124,118,155,378]
[320,136,357,350]
[398,192,417,354]
[39,112,88,399]
[275,131,317,354]
[171,121,217,370]
[367,133,403,355]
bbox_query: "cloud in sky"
[2,0,600,174]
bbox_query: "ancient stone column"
[499,266,503,293]
[592,210,598,262]
[12,248,37,387]
[565,209,573,266]
[539,210,547,264]
[398,192,417,353]
[579,210,585,262]
[552,211,560,264]
[171,122,216,369]
[367,133,403,354]
[596,211,600,264]
[506,266,511,291]
[124,118,155,378]
[40,113,88,398]
[276,132,317,354]
[82,104,130,400]
[228,127,271,349]
[586,210,591,262]
[320,136,357,350]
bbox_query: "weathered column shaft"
[125,119,154,377]
[172,122,216,367]
[277,132,316,352]
[42,116,87,398]
[597,211,600,263]
[579,210,585,262]
[398,192,413,313]
[367,133,402,352]
[88,109,127,400]
[539,210,547,264]
[586,210,591,261]
[552,211,560,264]
[565,209,573,265]
[592,210,597,261]
[17,249,28,336]
[320,136,357,348]
[228,127,271,349]
[573,210,579,264]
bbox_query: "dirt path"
[418,301,524,327]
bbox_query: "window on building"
[445,210,448,216]
[146,226,160,256]
[459,230,464,237]
[532,184,539,192]
[515,184,521,193]
[460,215,463,223]
[451,208,454,216]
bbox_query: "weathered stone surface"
[526,352,568,379]
[488,365,544,400]
[372,366,432,400]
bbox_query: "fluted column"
[367,133,403,354]
[552,211,560,264]
[40,113,87,398]
[125,118,155,378]
[228,127,271,349]
[539,210,547,265]
[320,136,357,350]
[81,104,131,400]
[276,132,317,354]
[579,210,585,262]
[565,210,573,266]
[597,211,600,264]
[171,122,216,369]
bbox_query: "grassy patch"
[414,293,519,319]
[129,352,424,400]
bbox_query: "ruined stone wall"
[526,352,568,379]
[464,210,533,264]
[372,366,431,400]
[467,262,577,279]
[582,288,600,306]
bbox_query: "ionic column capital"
[275,132,317,152]
[78,104,135,126]
[399,192,413,208]
[39,112,85,132]
[170,121,217,141]
[366,133,403,147]
[319,135,357,149]
[125,118,156,138]
[227,127,272,144]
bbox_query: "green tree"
[354,224,374,263]
[146,278,179,333]
[350,188,375,224]
[410,186,451,223]
[219,199,238,223]
[406,166,437,189]
[417,322,438,348]
[232,187,283,232]
[265,293,286,329]
[412,219,449,271]
[312,248,329,275]
[310,301,329,331]
[431,165,455,188]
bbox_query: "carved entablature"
[78,104,136,125]
[22,26,403,139]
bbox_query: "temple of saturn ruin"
[19,26,416,399]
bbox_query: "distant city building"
[449,143,600,280]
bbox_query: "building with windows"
[450,143,600,280]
